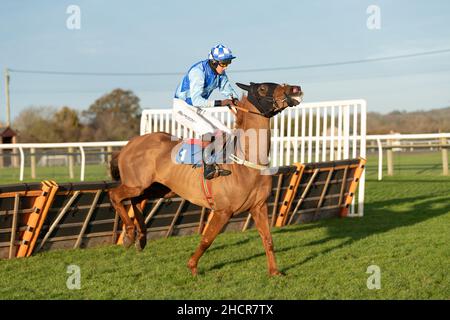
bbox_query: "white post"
[30,147,36,179]
[308,106,313,162]
[358,101,367,217]
[441,136,448,176]
[272,115,279,166]
[377,138,383,181]
[294,107,299,163]
[315,107,320,162]
[19,147,24,181]
[387,139,394,176]
[68,147,74,179]
[301,107,306,163]
[287,109,292,164]
[79,146,85,181]
[330,106,335,161]
[280,112,285,165]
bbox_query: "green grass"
[0,164,110,184]
[0,152,449,299]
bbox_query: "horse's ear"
[236,83,250,91]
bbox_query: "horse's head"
[236,82,303,118]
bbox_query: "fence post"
[376,138,383,181]
[107,146,112,165]
[441,136,448,176]
[387,138,394,176]
[79,146,85,181]
[12,148,19,168]
[68,147,74,179]
[31,148,36,179]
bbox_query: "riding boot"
[202,133,231,180]
[203,162,231,180]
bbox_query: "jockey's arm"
[219,74,240,101]
[189,68,215,108]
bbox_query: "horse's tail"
[110,151,121,181]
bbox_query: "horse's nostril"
[292,87,299,93]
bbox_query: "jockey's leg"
[172,99,214,137]
[172,99,232,179]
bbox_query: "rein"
[227,104,262,117]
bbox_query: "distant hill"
[368,106,450,134]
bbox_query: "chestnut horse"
[109,82,303,276]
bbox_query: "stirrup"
[204,163,231,180]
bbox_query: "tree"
[13,106,59,142]
[53,106,82,141]
[83,89,141,141]
[13,106,82,143]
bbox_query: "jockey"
[173,44,240,180]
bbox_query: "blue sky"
[1,0,450,123]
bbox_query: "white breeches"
[172,98,232,136]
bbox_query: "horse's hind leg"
[109,184,142,249]
[250,203,282,276]
[187,210,232,276]
[131,198,147,251]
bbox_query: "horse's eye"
[257,85,268,95]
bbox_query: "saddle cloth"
[175,139,204,167]
[175,138,234,166]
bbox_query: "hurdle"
[0,100,367,259]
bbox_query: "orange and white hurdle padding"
[275,163,305,227]
[274,158,366,226]
[340,158,366,217]
[0,158,365,259]
[16,181,58,258]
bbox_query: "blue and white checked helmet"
[208,44,236,62]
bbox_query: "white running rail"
[140,99,367,217]
[0,141,127,182]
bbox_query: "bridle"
[227,91,301,118]
[251,92,299,117]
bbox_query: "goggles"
[218,60,232,67]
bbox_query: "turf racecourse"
[0,152,449,299]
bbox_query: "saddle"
[175,138,206,167]
[175,136,235,167]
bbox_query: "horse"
[109,82,303,276]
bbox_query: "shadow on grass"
[208,236,258,253]
[277,193,450,273]
[202,189,450,274]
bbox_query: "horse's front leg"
[250,203,283,276]
[188,210,232,276]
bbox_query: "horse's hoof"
[135,236,147,251]
[189,267,198,276]
[269,270,285,277]
[187,260,198,276]
[122,235,134,249]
